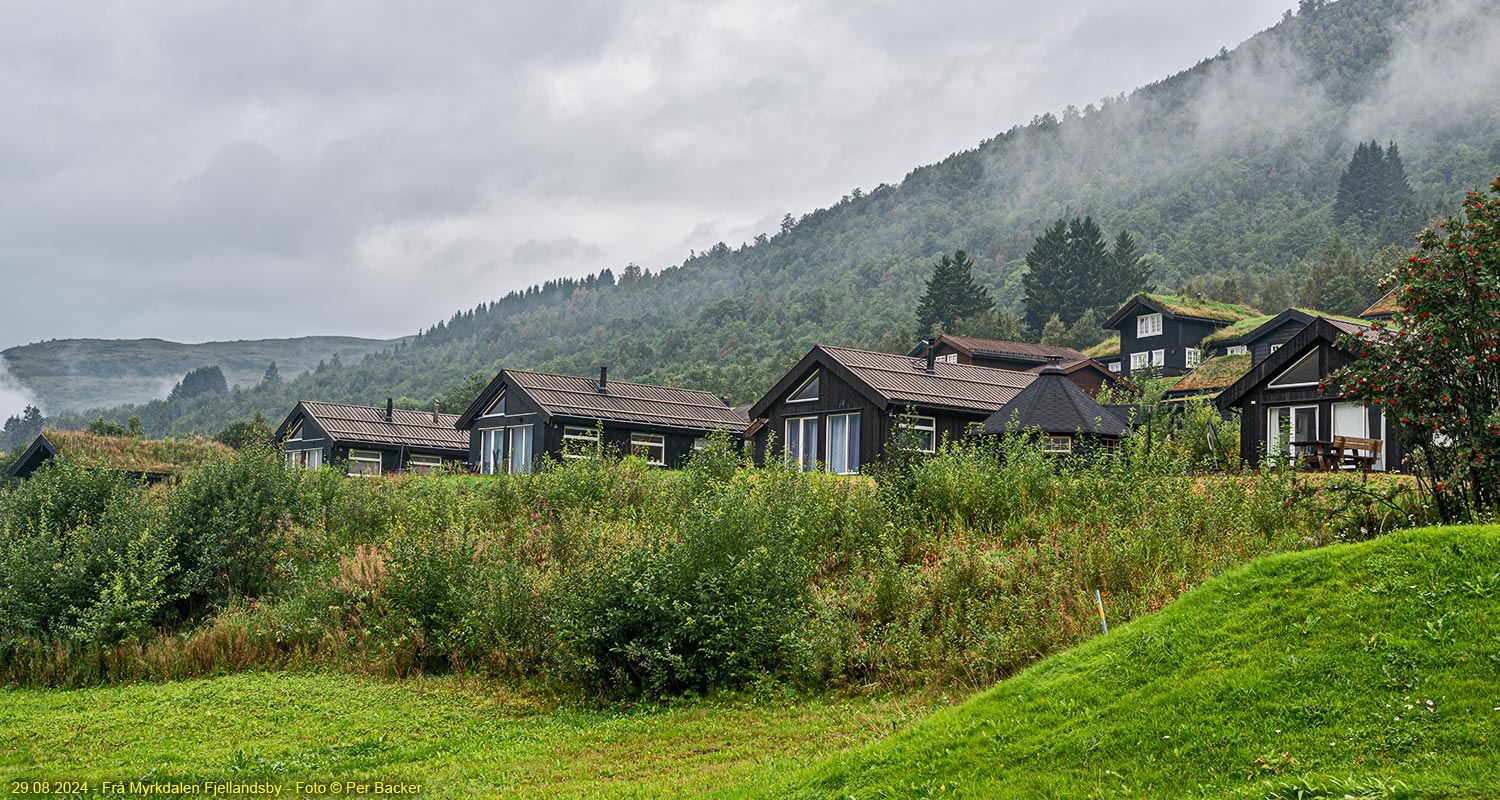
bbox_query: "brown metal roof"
[939,335,1087,362]
[299,401,470,450]
[819,345,1034,412]
[507,370,750,432]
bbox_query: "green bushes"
[0,440,1421,695]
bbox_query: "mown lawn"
[0,675,937,798]
[736,525,1500,799]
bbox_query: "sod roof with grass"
[1166,353,1252,394]
[1201,309,1393,346]
[1106,293,1262,330]
[1083,335,1120,359]
[745,525,1500,798]
[8,429,232,480]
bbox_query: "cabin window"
[286,448,322,469]
[481,429,503,475]
[895,414,937,453]
[1130,352,1149,371]
[347,449,383,477]
[286,421,303,441]
[481,388,506,417]
[1185,348,1202,369]
[1137,313,1162,338]
[937,353,959,364]
[508,425,534,474]
[1151,349,1165,367]
[1333,402,1384,470]
[1108,362,1121,373]
[1268,405,1319,459]
[965,421,986,436]
[1269,350,1320,388]
[407,454,442,475]
[788,372,819,403]
[693,437,710,450]
[563,426,601,459]
[630,433,666,466]
[826,412,861,475]
[1227,345,1248,356]
[1043,435,1072,454]
[785,416,819,472]
[1269,343,1282,354]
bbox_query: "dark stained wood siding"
[1248,319,1310,366]
[1118,309,1224,379]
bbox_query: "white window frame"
[1269,343,1282,354]
[1137,312,1163,338]
[787,372,819,403]
[347,449,383,477]
[407,454,443,475]
[1108,361,1121,373]
[508,425,534,474]
[1151,349,1165,367]
[785,416,819,472]
[1130,352,1150,371]
[480,429,500,474]
[286,421,303,441]
[286,448,322,469]
[826,412,861,475]
[630,432,666,467]
[1185,347,1202,369]
[693,437,709,451]
[1269,350,1321,389]
[1043,435,1073,453]
[1268,405,1320,459]
[480,388,506,418]
[563,425,601,460]
[896,414,937,454]
[1227,345,1248,356]
[1333,402,1385,471]
[936,353,959,364]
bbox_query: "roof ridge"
[506,368,725,400]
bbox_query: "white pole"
[1095,589,1108,634]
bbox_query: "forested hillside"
[47,0,1500,436]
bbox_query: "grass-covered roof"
[1082,335,1120,358]
[1169,354,1252,393]
[1141,293,1260,323]
[43,429,231,476]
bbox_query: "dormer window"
[1227,345,1248,356]
[1137,313,1163,338]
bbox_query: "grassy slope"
[0,676,935,798]
[741,526,1500,799]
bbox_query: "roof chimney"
[433,400,440,424]
[721,395,731,406]
[1042,354,1066,375]
[925,341,937,374]
[385,397,393,422]
[597,366,608,394]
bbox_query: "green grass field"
[6,526,1498,799]
[740,525,1500,799]
[0,676,936,798]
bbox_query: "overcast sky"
[0,0,1292,351]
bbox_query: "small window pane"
[348,449,382,477]
[631,432,666,466]
[789,372,819,402]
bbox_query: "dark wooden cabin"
[454,367,749,473]
[1103,294,1260,379]
[1216,317,1403,471]
[747,344,1034,473]
[912,335,1123,397]
[275,400,470,475]
[977,356,1130,455]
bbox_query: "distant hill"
[742,525,1500,797]
[47,0,1500,436]
[2,336,402,413]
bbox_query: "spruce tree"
[1334,140,1414,229]
[1103,230,1152,310]
[1022,216,1116,330]
[914,249,995,337]
[1022,219,1071,332]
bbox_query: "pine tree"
[914,249,995,337]
[1103,230,1152,310]
[1334,140,1415,229]
[262,362,281,386]
[1022,216,1115,330]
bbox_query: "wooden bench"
[1330,435,1382,472]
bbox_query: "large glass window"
[826,412,861,474]
[347,449,382,477]
[286,448,322,469]
[1268,405,1319,459]
[407,454,442,475]
[788,372,819,403]
[1137,313,1162,337]
[630,432,666,466]
[508,425,534,475]
[896,414,937,453]
[786,416,819,471]
[481,428,503,475]
[1334,402,1384,470]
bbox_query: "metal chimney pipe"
[385,397,393,422]
[432,400,440,423]
[597,366,608,393]
[925,343,937,374]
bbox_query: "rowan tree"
[1329,174,1500,521]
